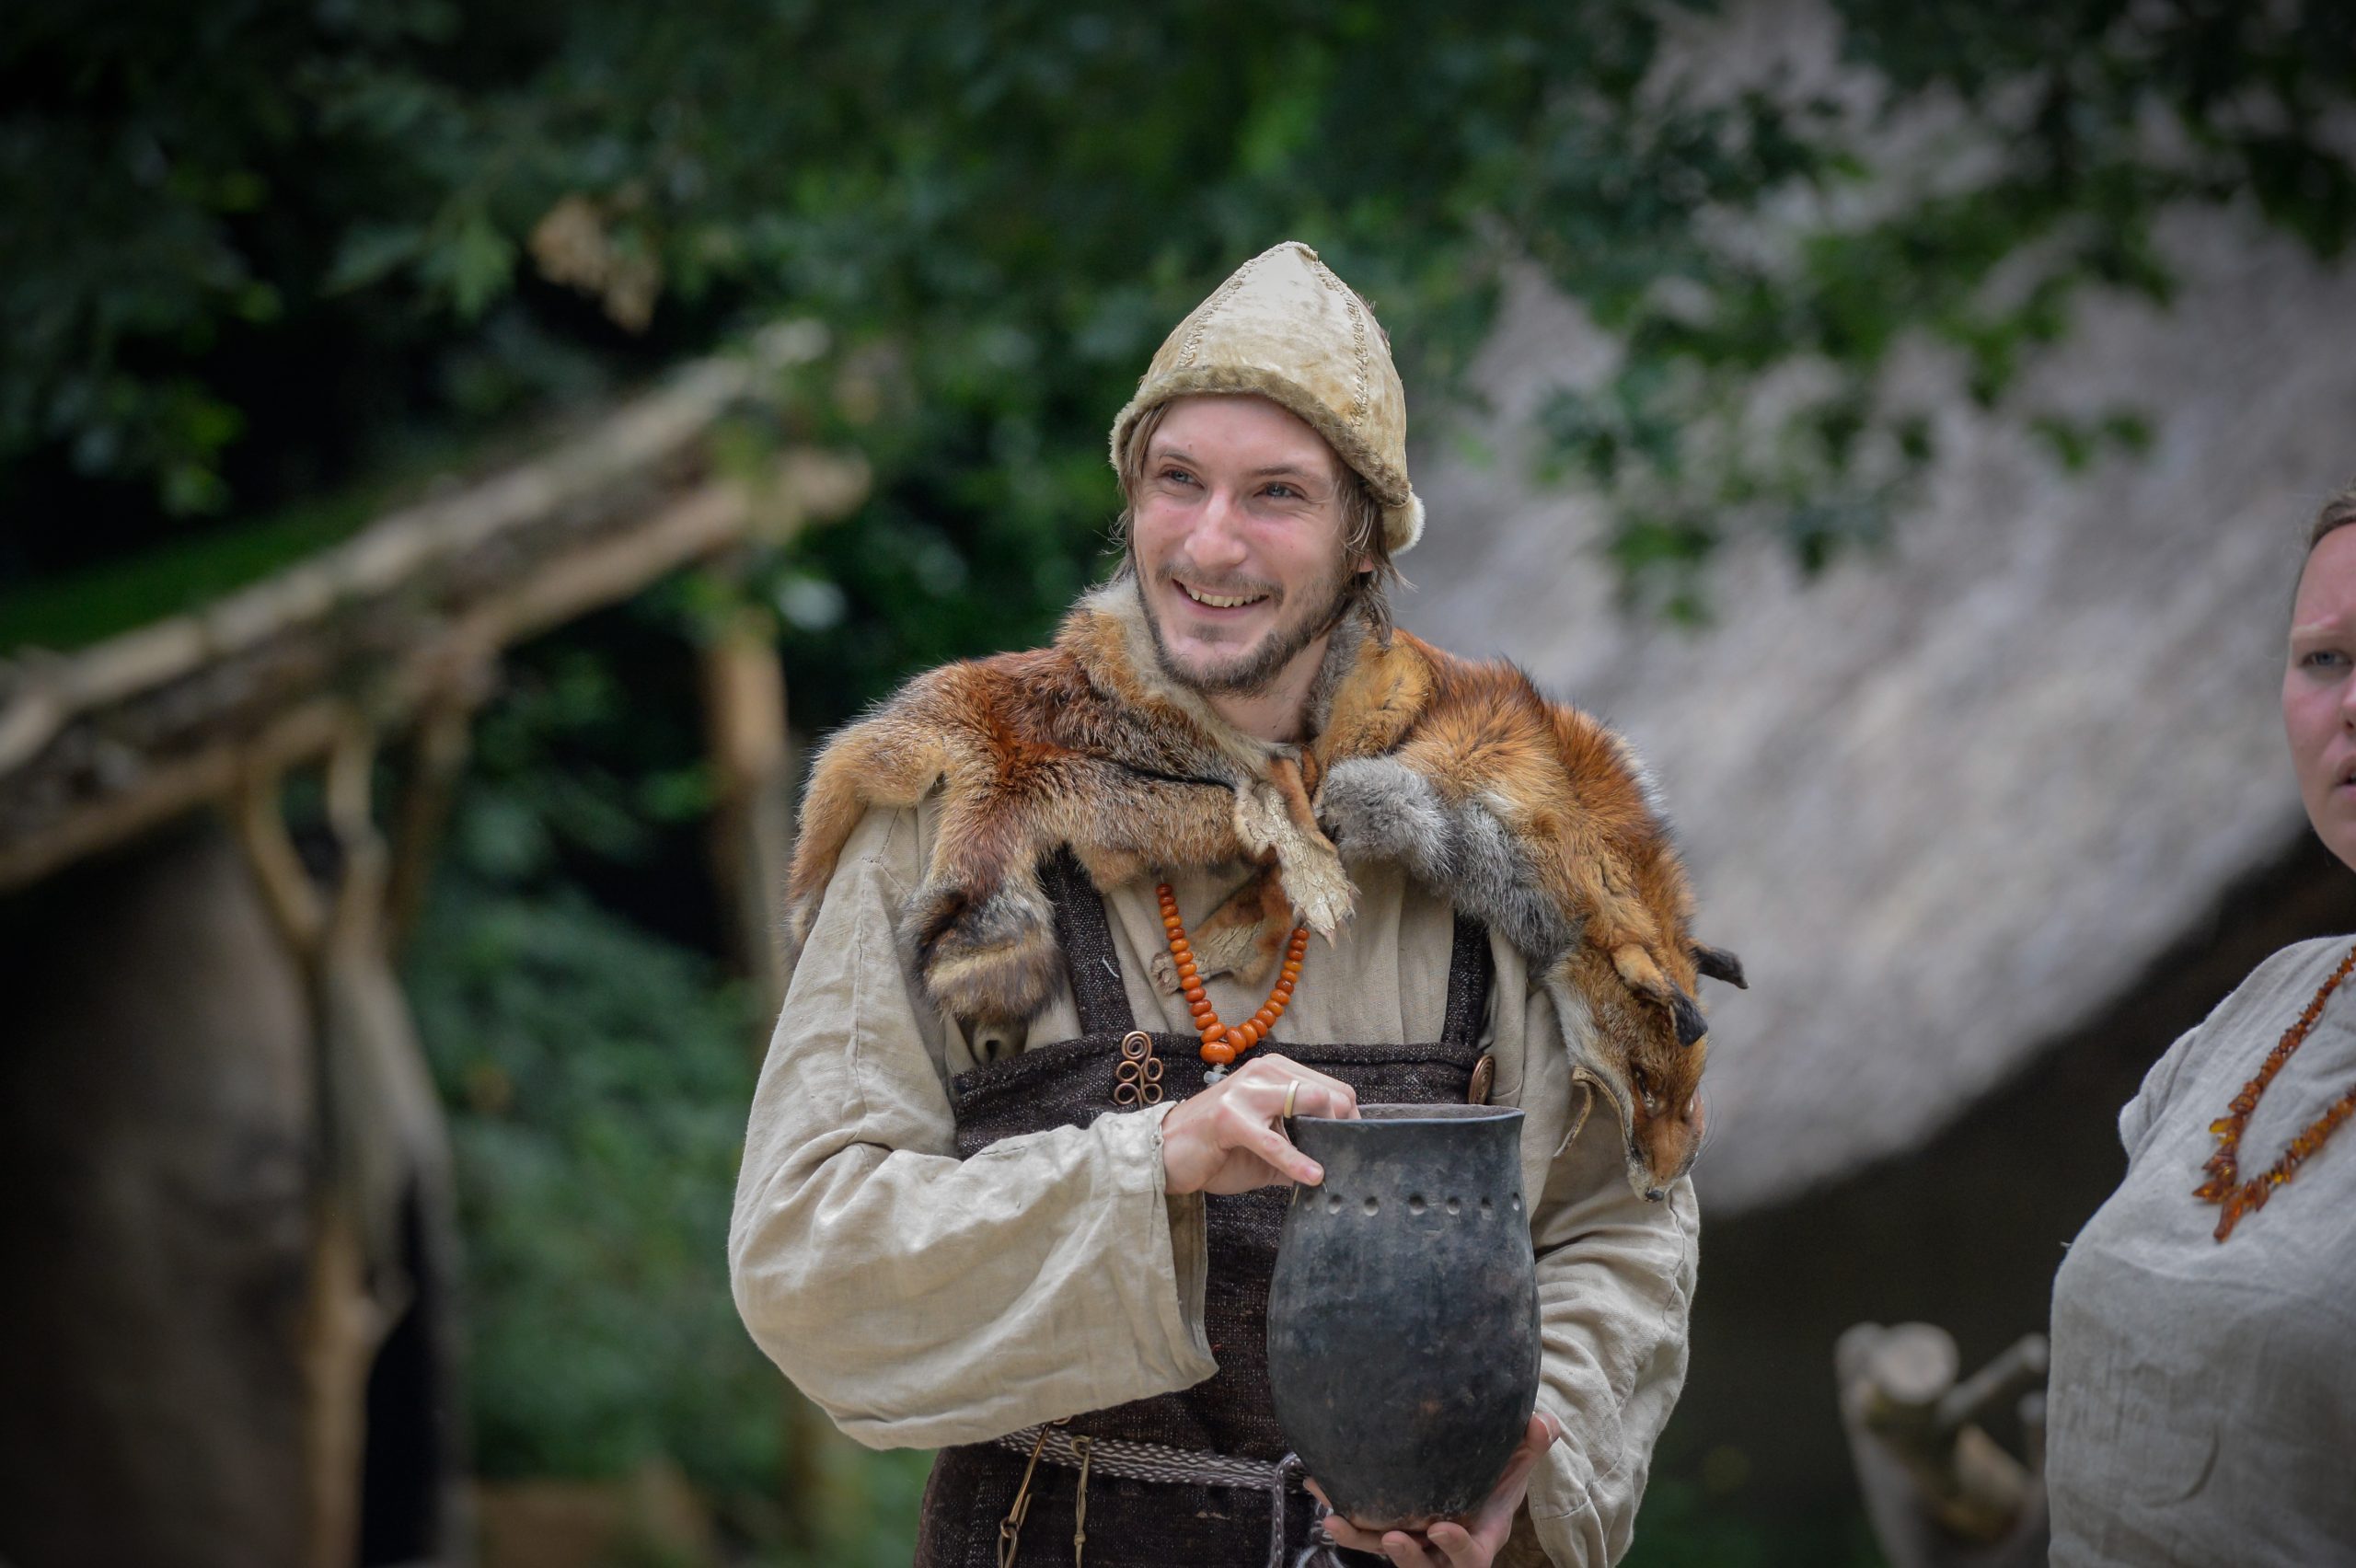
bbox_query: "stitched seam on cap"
[1309,259,1372,427]
[1176,256,1259,369]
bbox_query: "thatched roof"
[1402,209,2356,1214]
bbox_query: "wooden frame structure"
[0,326,865,1568]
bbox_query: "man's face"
[1128,394,1367,698]
[2285,525,2356,871]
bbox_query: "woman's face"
[2283,525,2356,870]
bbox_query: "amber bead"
[1155,882,1309,1067]
[2196,940,2356,1242]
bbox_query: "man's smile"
[1174,578,1274,612]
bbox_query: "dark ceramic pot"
[1265,1104,1540,1530]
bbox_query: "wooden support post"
[229,716,471,1568]
[1835,1321,2050,1568]
[690,580,861,1542]
[698,602,795,1012]
[387,666,494,955]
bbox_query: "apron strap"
[1041,847,1140,1036]
[1439,914,1494,1054]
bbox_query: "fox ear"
[1612,943,1709,1048]
[1692,943,1748,990]
[1669,986,1708,1048]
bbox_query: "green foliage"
[400,614,957,1562]
[405,877,770,1489]
[398,625,750,1484]
[1623,1477,1887,1568]
[8,0,2350,674]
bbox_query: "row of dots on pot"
[1314,1191,1522,1217]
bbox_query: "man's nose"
[1184,488,1251,568]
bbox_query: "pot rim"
[1290,1103,1524,1126]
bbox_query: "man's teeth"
[1181,583,1266,609]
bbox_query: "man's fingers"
[1380,1530,1444,1567]
[1240,1115,1321,1184]
[1263,1071,1353,1124]
[1309,1417,1558,1567]
[1237,1055,1359,1119]
[1489,1422,1547,1496]
[1468,1412,1560,1535]
[1313,1511,1386,1554]
[1425,1521,1489,1567]
[1281,1061,1359,1119]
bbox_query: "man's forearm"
[1521,1162,1698,1564]
[730,1098,1218,1448]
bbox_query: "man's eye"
[2303,649,2349,671]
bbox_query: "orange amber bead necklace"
[1156,882,1310,1080]
[2194,940,2356,1241]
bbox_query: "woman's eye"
[2302,649,2349,672]
[1265,482,1298,501]
[1160,467,1196,487]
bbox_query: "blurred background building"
[1403,208,2356,1530]
[3,0,2352,1564]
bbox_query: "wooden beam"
[0,454,866,894]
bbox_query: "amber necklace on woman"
[1157,883,1310,1080]
[2194,940,2356,1241]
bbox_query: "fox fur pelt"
[783,582,1741,1195]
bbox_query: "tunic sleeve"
[1510,981,1699,1567]
[728,804,1218,1449]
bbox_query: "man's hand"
[1307,1412,1565,1567]
[1159,1055,1357,1195]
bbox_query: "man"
[731,242,1730,1567]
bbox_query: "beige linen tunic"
[2048,934,2356,1566]
[730,795,1699,1567]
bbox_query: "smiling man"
[731,243,1728,1567]
[1125,392,1380,739]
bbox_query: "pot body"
[1266,1104,1540,1530]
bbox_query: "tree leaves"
[4,0,2350,631]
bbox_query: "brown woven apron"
[913,850,1494,1568]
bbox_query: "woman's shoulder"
[2228,933,2356,1012]
[2119,933,2356,1158]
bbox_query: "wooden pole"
[699,601,794,1010]
[233,717,472,1568]
[689,577,863,1542]
[1835,1321,2050,1568]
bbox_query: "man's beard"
[1134,548,1357,699]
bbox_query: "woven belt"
[990,1424,1347,1568]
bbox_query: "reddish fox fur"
[783,583,1740,1198]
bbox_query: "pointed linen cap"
[1109,241,1424,553]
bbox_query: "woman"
[2045,481,2356,1565]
